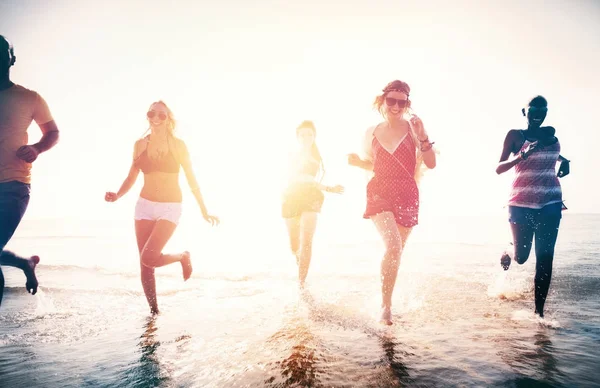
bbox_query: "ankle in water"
[380,306,393,325]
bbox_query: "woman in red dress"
[348,80,437,325]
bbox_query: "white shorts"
[134,197,183,225]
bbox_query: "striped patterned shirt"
[508,132,562,209]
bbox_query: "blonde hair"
[142,100,177,137]
[139,100,182,162]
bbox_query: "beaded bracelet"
[420,141,435,152]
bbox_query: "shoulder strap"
[520,130,526,140]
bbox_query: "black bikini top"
[134,138,180,174]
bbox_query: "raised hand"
[409,114,427,141]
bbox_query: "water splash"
[33,287,57,316]
[511,309,561,329]
[487,269,531,300]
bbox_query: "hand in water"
[105,192,119,202]
[347,153,362,167]
[327,185,345,194]
[557,160,570,178]
[203,213,220,226]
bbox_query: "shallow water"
[1,214,599,387]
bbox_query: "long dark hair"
[296,120,325,183]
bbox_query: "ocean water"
[1,213,599,387]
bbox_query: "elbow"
[48,129,60,142]
[495,166,503,175]
[127,170,140,182]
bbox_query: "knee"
[300,239,313,251]
[141,249,160,268]
[384,242,402,263]
[514,255,528,265]
[0,250,15,259]
[514,246,531,265]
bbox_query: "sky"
[1,0,599,227]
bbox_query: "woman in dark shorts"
[348,80,437,325]
[283,120,343,288]
[496,95,570,318]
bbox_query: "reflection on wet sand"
[375,333,415,387]
[264,315,322,387]
[499,329,566,387]
[123,315,169,388]
[262,290,419,388]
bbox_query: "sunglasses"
[147,111,167,121]
[385,97,409,108]
[528,106,548,113]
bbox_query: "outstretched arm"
[113,163,140,200]
[105,141,141,202]
[348,156,373,171]
[315,182,344,194]
[348,126,375,171]
[178,140,219,225]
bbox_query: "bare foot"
[24,255,40,295]
[380,306,393,326]
[180,251,192,281]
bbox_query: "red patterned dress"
[363,132,419,227]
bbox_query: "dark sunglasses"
[385,97,409,108]
[147,111,167,121]
[528,107,547,113]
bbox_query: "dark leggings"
[510,217,560,316]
